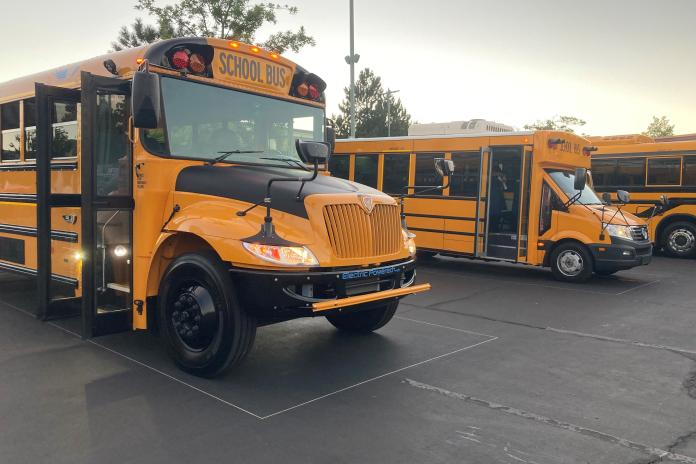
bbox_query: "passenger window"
[94,94,129,197]
[647,157,681,186]
[51,101,78,158]
[382,154,409,194]
[1,101,21,161]
[590,159,617,188]
[24,99,37,160]
[415,153,443,195]
[329,155,349,180]
[354,154,378,188]
[616,158,645,186]
[683,156,696,186]
[450,151,481,197]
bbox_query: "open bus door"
[35,73,133,337]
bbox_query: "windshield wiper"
[209,150,264,165]
[260,156,310,171]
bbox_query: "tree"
[112,0,315,54]
[111,18,162,51]
[334,68,411,139]
[524,115,586,133]
[643,115,675,137]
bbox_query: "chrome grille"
[322,204,402,258]
[630,225,649,241]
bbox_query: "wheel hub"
[170,285,218,351]
[669,229,695,253]
[558,250,584,277]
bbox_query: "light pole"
[345,0,360,138]
[385,88,400,137]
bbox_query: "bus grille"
[322,204,402,258]
[630,225,649,241]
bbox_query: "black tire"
[662,222,696,258]
[417,250,438,260]
[595,269,618,276]
[550,242,593,283]
[158,251,256,378]
[326,301,398,333]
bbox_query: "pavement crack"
[403,378,696,464]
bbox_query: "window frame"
[646,156,682,187]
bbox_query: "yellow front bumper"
[311,283,431,313]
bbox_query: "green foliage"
[643,115,675,137]
[524,115,586,133]
[113,0,315,54]
[334,68,411,139]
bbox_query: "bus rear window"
[647,157,681,186]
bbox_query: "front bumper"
[229,259,424,323]
[588,237,653,271]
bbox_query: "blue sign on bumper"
[340,265,401,281]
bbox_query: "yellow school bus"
[591,136,696,258]
[0,37,430,377]
[334,131,653,282]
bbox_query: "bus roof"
[0,37,324,106]
[587,134,655,146]
[338,131,534,142]
[594,139,696,156]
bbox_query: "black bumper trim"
[589,237,652,271]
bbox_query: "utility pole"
[385,88,400,137]
[345,0,360,138]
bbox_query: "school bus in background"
[590,135,696,258]
[334,131,653,282]
[0,37,430,377]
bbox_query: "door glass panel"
[518,151,532,258]
[96,210,131,312]
[486,147,522,259]
[51,101,78,158]
[95,94,130,196]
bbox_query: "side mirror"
[434,158,455,177]
[296,139,330,163]
[574,167,587,191]
[602,192,612,204]
[131,71,161,129]
[326,126,336,154]
[617,189,631,204]
[660,194,669,207]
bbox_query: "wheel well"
[543,238,591,267]
[655,215,696,245]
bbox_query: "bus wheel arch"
[656,215,696,258]
[546,239,594,282]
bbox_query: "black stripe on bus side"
[0,193,38,203]
[409,227,476,237]
[0,260,78,288]
[0,224,78,243]
[0,162,78,172]
[405,213,485,222]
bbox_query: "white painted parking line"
[396,315,497,339]
[616,279,661,295]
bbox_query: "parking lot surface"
[1,255,695,464]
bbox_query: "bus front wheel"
[663,222,696,258]
[550,243,593,283]
[326,301,398,333]
[158,252,256,378]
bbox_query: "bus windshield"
[546,169,603,205]
[144,76,325,167]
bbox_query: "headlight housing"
[242,242,319,266]
[403,230,417,256]
[604,224,633,240]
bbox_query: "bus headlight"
[243,242,319,266]
[403,230,417,256]
[604,224,632,240]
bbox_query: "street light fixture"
[384,88,400,137]
[345,0,360,138]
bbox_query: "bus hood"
[587,205,645,226]
[175,164,388,218]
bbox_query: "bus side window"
[539,181,554,235]
[24,99,37,160]
[450,151,481,197]
[647,157,681,186]
[354,154,378,188]
[329,154,349,180]
[1,101,21,161]
[382,154,409,195]
[51,101,78,159]
[684,156,696,186]
[591,159,617,189]
[616,158,645,187]
[415,153,443,194]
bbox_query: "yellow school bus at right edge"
[591,136,696,258]
[335,131,653,282]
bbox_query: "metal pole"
[349,0,356,138]
[384,89,400,137]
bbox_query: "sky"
[1,0,695,135]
